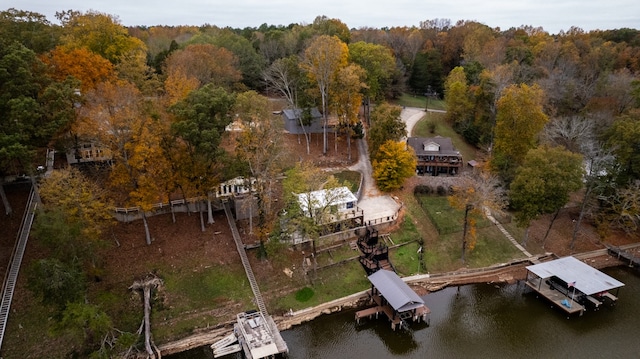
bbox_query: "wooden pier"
[607,245,640,268]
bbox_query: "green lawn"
[416,195,491,235]
[393,93,446,110]
[269,260,369,312]
[332,170,361,194]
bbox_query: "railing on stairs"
[0,186,37,352]
[223,202,267,315]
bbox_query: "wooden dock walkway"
[607,245,640,267]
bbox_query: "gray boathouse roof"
[368,270,424,312]
[526,256,624,295]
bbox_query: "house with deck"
[407,136,462,176]
[289,186,364,244]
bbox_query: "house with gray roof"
[281,108,329,134]
[406,136,462,176]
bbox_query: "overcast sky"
[6,0,640,34]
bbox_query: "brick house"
[406,136,462,176]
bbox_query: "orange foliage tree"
[42,46,115,92]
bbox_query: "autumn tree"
[30,168,112,320]
[233,91,286,237]
[264,56,303,109]
[42,46,115,92]
[263,55,313,153]
[311,16,351,43]
[76,80,169,244]
[449,170,507,262]
[368,103,407,159]
[509,146,584,248]
[372,140,417,192]
[37,168,113,246]
[75,80,140,162]
[56,10,147,65]
[206,28,267,89]
[110,113,171,244]
[301,35,349,155]
[491,83,549,182]
[164,43,241,90]
[331,64,366,160]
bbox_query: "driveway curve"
[345,107,443,224]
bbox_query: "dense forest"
[1,7,640,356]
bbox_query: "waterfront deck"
[525,256,625,317]
[525,277,585,316]
[236,311,288,359]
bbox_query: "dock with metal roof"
[355,269,430,330]
[525,256,625,317]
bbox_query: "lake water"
[168,266,640,359]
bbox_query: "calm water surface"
[169,267,640,359]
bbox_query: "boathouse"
[525,256,625,316]
[356,269,430,330]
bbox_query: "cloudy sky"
[6,0,639,34]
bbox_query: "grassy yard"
[416,195,492,235]
[269,260,369,313]
[393,93,446,111]
[332,170,361,193]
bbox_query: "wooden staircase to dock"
[223,201,267,314]
[223,202,288,356]
[0,186,37,352]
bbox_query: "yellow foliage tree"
[330,63,366,160]
[372,140,417,192]
[38,167,113,241]
[164,68,199,106]
[300,35,349,155]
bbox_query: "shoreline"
[160,249,628,356]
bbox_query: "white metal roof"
[368,270,425,312]
[297,186,357,213]
[526,256,625,295]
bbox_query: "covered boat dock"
[525,256,625,316]
[355,269,430,330]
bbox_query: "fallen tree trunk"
[130,275,164,359]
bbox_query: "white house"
[296,186,358,218]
